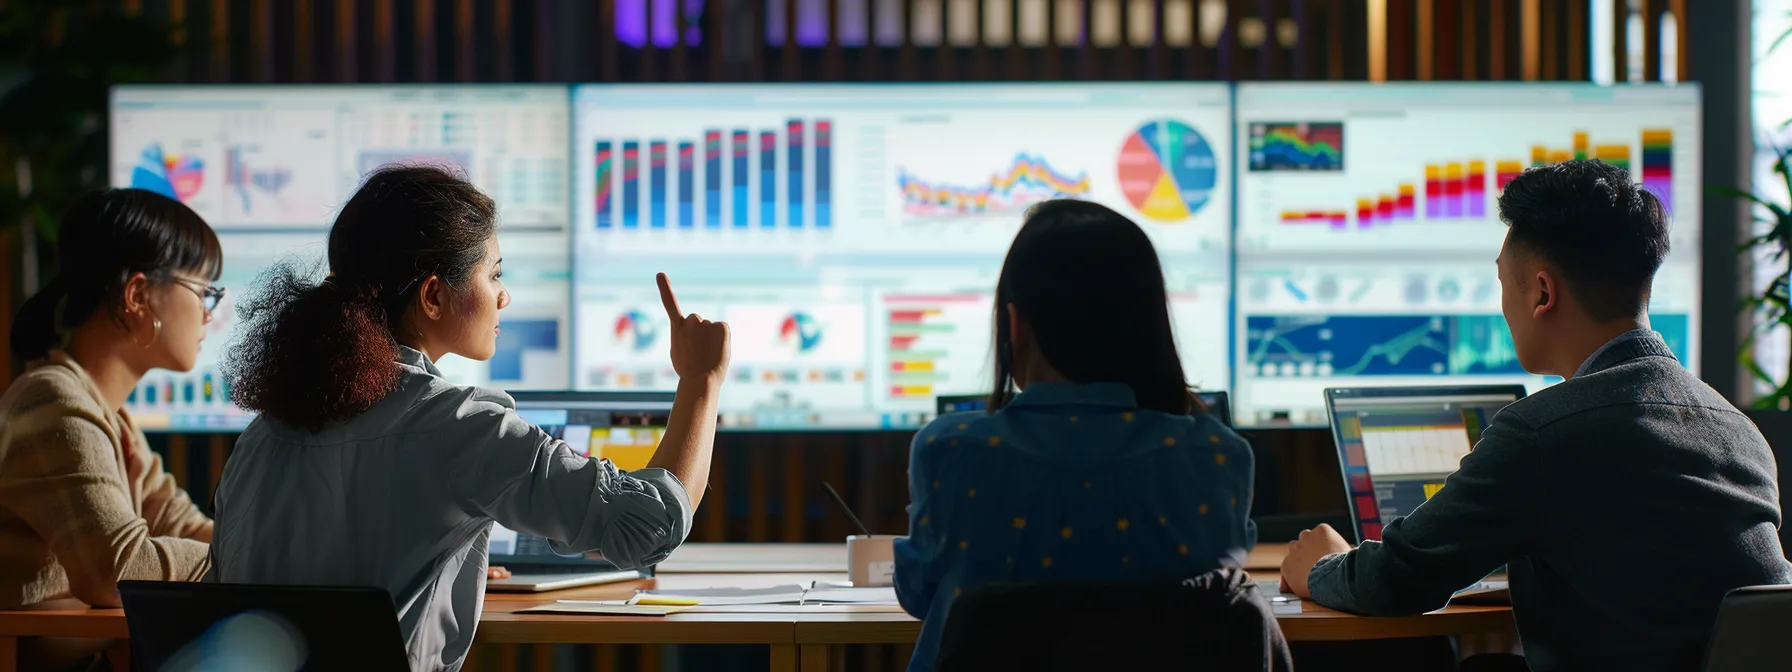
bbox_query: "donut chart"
[1117,120,1218,221]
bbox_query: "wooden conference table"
[0,543,1515,672]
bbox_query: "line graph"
[896,153,1091,218]
[1245,315,1528,377]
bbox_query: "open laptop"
[484,391,675,593]
[935,390,1234,426]
[1321,384,1529,602]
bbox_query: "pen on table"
[822,481,872,537]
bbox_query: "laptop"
[484,391,675,593]
[1320,384,1529,602]
[119,581,410,670]
[935,390,1234,427]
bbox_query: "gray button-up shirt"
[207,347,692,671]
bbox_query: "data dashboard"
[102,82,1704,432]
[1231,83,1702,426]
[570,84,1235,429]
[110,85,572,431]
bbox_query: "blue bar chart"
[591,118,835,232]
[677,140,695,229]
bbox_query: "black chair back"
[935,567,1292,672]
[118,580,409,671]
[1703,584,1792,672]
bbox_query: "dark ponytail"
[9,189,221,362]
[225,165,496,431]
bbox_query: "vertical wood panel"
[1460,0,1477,79]
[1324,0,1343,80]
[600,0,619,81]
[1520,0,1537,80]
[493,0,513,81]
[1567,0,1585,80]
[413,0,436,81]
[1488,0,1505,79]
[671,0,690,81]
[783,0,801,80]
[335,0,357,81]
[1220,0,1242,80]
[1387,0,1412,80]
[1150,0,1168,79]
[454,0,474,81]
[209,0,229,81]
[375,0,396,81]
[1540,0,1557,80]
[825,0,844,80]
[749,443,771,541]
[782,444,807,541]
[1290,0,1310,80]
[1671,0,1684,81]
[293,0,314,81]
[708,0,727,80]
[1641,0,1661,81]
[1610,0,1624,83]
[1366,0,1384,81]
[1415,0,1433,80]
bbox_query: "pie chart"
[1117,120,1219,221]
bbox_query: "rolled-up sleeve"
[442,389,693,569]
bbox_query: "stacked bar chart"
[1358,182,1418,227]
[591,118,835,230]
[1526,130,1631,170]
[1423,161,1486,219]
[1495,160,1524,191]
[1641,128,1674,213]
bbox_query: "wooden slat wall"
[8,1,1688,670]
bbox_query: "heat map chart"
[896,154,1091,219]
[1117,119,1220,222]
[1249,122,1344,171]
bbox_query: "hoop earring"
[134,316,162,349]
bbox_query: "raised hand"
[658,273,731,386]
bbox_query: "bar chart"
[881,293,993,403]
[592,118,835,231]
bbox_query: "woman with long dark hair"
[892,200,1258,671]
[210,165,728,672]
[0,189,224,668]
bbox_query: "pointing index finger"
[657,273,684,323]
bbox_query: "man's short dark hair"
[1497,159,1669,323]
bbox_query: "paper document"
[519,601,690,616]
[803,586,900,605]
[630,585,808,606]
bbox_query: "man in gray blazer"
[1280,159,1792,672]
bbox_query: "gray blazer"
[1307,330,1792,672]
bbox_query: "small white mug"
[846,535,897,587]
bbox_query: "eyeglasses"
[173,278,226,312]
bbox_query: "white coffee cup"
[847,535,897,587]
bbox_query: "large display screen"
[570,83,1235,430]
[109,85,573,431]
[1231,83,1702,426]
[100,82,1705,433]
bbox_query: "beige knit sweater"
[0,350,212,609]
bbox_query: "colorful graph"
[1117,119,1219,221]
[1423,160,1487,219]
[131,143,206,202]
[614,309,658,353]
[1248,121,1344,171]
[1641,128,1674,213]
[1245,315,1527,378]
[896,154,1091,217]
[595,118,833,230]
[780,312,823,352]
[222,145,295,215]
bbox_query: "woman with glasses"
[0,188,223,670]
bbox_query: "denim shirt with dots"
[893,382,1257,672]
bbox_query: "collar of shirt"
[396,345,447,378]
[1006,381,1140,410]
[1572,328,1651,379]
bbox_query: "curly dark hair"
[225,165,496,431]
[1497,159,1669,323]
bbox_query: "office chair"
[118,581,410,671]
[1702,584,1792,672]
[934,567,1293,672]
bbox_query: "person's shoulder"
[1511,358,1730,430]
[0,359,107,426]
[914,411,991,447]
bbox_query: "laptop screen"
[491,391,675,566]
[935,391,1234,427]
[1324,385,1526,543]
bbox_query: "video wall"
[108,82,1701,432]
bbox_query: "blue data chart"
[1245,315,1527,377]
